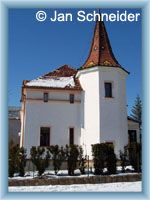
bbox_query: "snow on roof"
[26,76,75,88]
[23,65,82,90]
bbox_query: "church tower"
[77,20,129,156]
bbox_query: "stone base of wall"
[9,173,141,187]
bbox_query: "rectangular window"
[128,130,137,143]
[40,127,50,146]
[69,128,74,145]
[70,94,74,104]
[105,82,112,98]
[43,93,48,102]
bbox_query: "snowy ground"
[9,166,141,192]
[9,166,135,180]
[9,181,142,192]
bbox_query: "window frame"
[69,127,74,145]
[104,82,113,98]
[40,127,50,147]
[69,94,75,104]
[43,92,49,102]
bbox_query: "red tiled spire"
[82,20,120,68]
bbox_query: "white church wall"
[26,89,81,101]
[99,67,128,156]
[22,66,129,158]
[77,66,128,158]
[78,67,100,157]
[23,89,81,156]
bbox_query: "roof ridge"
[43,64,77,77]
[23,65,82,91]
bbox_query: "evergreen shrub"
[65,145,79,176]
[127,142,141,172]
[92,143,117,175]
[9,142,20,177]
[47,145,65,175]
[78,146,87,175]
[30,146,50,176]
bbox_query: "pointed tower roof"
[82,20,121,69]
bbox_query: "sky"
[8,8,142,114]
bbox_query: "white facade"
[20,65,140,158]
[77,66,128,156]
[20,89,81,156]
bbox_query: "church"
[20,20,140,157]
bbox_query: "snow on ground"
[9,166,135,180]
[9,181,142,192]
[9,167,141,192]
[9,170,94,180]
[26,76,75,88]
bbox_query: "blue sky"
[8,8,142,114]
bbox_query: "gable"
[23,65,82,91]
